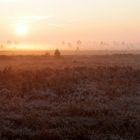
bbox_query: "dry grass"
[0,55,139,140]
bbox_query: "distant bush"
[44,51,50,57]
[54,49,61,57]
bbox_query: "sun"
[16,25,28,35]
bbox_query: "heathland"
[0,54,139,140]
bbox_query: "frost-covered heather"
[0,60,139,139]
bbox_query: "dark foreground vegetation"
[0,63,140,140]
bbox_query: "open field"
[0,54,140,140]
[0,54,140,70]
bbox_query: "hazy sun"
[16,25,28,35]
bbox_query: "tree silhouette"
[0,44,4,49]
[44,51,50,57]
[62,41,65,46]
[54,49,61,57]
[7,40,12,45]
[76,40,82,51]
[68,42,72,48]
[77,40,82,46]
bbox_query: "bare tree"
[0,44,4,49]
[7,40,12,45]
[62,41,65,46]
[76,40,82,51]
[77,40,82,46]
[68,42,72,48]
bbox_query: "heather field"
[0,54,140,140]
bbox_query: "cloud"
[48,23,64,28]
[10,16,64,29]
[12,16,51,25]
[0,0,23,2]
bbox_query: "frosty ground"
[0,54,140,140]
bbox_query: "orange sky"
[0,0,140,50]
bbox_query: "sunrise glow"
[0,0,139,50]
[0,1,140,139]
[16,25,28,36]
